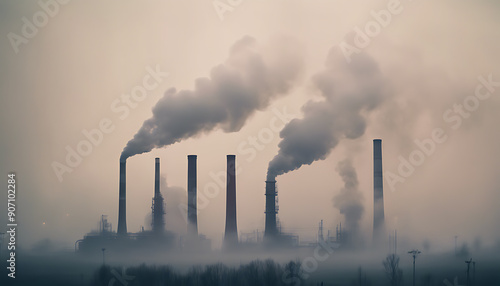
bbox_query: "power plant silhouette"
[76,139,386,253]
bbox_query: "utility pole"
[465,258,472,286]
[408,249,421,286]
[101,248,106,266]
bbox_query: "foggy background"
[1,0,500,254]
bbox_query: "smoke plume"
[120,35,304,161]
[333,159,364,235]
[267,49,387,180]
[160,175,187,235]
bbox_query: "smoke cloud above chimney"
[267,49,388,180]
[333,159,364,237]
[120,35,304,161]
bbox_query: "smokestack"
[187,155,198,237]
[373,139,385,242]
[117,160,127,235]
[224,155,238,248]
[155,158,160,196]
[152,158,165,234]
[264,180,277,238]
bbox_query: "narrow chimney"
[155,158,160,197]
[373,139,385,242]
[264,180,277,239]
[152,158,164,233]
[117,160,127,235]
[224,155,238,248]
[187,155,198,237]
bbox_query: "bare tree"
[383,254,403,286]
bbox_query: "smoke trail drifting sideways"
[333,159,364,234]
[120,35,304,161]
[266,49,387,180]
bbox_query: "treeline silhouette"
[90,259,305,286]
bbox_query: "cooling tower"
[187,155,198,237]
[373,139,385,242]
[117,160,127,235]
[224,155,238,247]
[264,180,278,238]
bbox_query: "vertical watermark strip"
[6,172,17,279]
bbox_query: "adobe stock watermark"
[177,106,297,222]
[51,65,169,182]
[339,0,411,63]
[213,0,245,21]
[282,240,340,285]
[385,74,500,192]
[108,267,135,286]
[7,0,72,54]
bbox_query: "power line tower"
[408,249,422,286]
[101,248,106,265]
[465,258,472,286]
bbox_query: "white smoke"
[334,159,364,238]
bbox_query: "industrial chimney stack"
[373,139,386,243]
[187,155,198,237]
[155,158,160,196]
[264,180,278,239]
[224,155,238,248]
[117,160,127,235]
[152,158,165,234]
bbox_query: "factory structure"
[76,139,386,254]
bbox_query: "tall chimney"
[264,180,277,238]
[152,158,164,234]
[155,158,160,197]
[373,139,385,242]
[117,160,127,235]
[224,155,238,247]
[187,155,198,237]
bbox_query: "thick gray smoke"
[267,49,387,180]
[333,159,364,236]
[160,175,188,235]
[121,35,304,161]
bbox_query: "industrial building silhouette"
[76,139,386,253]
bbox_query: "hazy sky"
[1,0,500,251]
